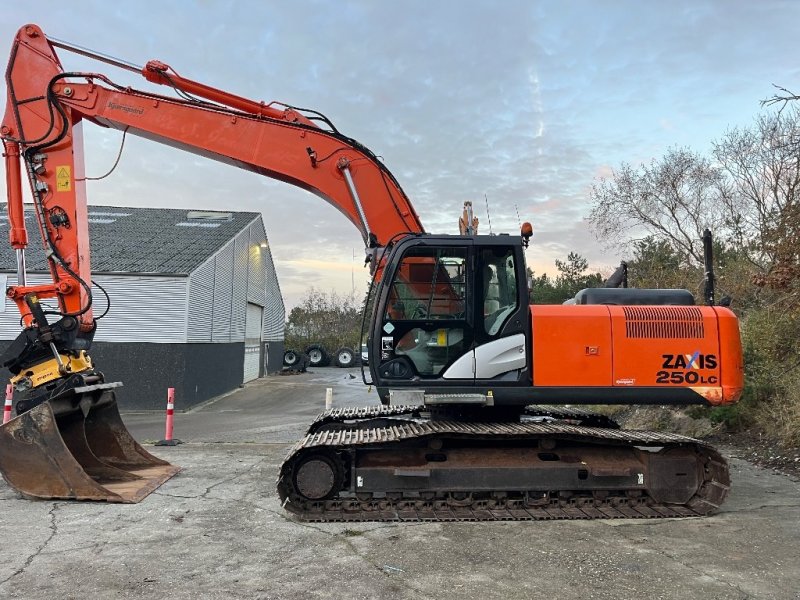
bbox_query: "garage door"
[244,303,264,382]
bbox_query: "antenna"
[514,204,521,228]
[484,194,493,235]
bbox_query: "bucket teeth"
[0,391,179,503]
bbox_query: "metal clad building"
[0,207,285,410]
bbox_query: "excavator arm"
[0,23,424,503]
[0,22,434,504]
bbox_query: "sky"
[2,1,799,309]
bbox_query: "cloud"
[2,1,799,309]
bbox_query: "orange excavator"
[1,24,743,518]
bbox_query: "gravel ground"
[713,431,800,479]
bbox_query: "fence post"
[2,384,12,424]
[156,387,182,446]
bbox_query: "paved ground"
[0,368,799,599]
[122,368,377,444]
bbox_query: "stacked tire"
[333,347,356,368]
[304,344,330,367]
[283,344,359,369]
[282,349,309,372]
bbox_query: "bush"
[754,371,800,447]
[285,288,364,357]
[730,307,800,446]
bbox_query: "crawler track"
[279,410,729,522]
[306,404,619,434]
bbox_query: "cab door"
[442,243,529,382]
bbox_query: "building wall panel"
[211,241,234,342]
[92,275,188,343]
[0,272,187,343]
[231,231,250,342]
[247,222,267,306]
[187,259,215,343]
[252,223,285,343]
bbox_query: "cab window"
[384,247,466,320]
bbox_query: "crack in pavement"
[152,491,204,500]
[264,507,439,599]
[650,545,752,599]
[341,534,439,600]
[200,455,271,499]
[150,455,273,501]
[152,488,276,518]
[0,502,61,587]
[46,540,110,556]
[266,507,431,546]
[276,511,439,600]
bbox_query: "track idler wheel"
[292,452,344,501]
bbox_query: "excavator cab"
[369,235,530,401]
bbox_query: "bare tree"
[713,107,800,289]
[589,147,731,264]
[761,84,800,113]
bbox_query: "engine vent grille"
[623,306,705,339]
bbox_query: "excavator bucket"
[0,385,180,502]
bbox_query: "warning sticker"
[56,166,71,192]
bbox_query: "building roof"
[0,206,261,275]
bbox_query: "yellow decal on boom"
[56,166,71,192]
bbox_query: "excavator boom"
[3,25,424,255]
